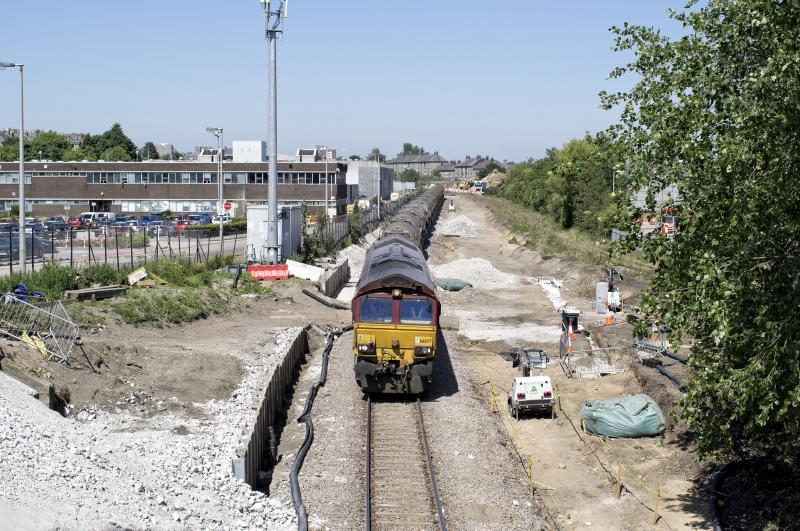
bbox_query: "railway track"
[366,397,447,531]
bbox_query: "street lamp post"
[206,127,225,258]
[1,61,25,272]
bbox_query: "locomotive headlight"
[358,344,375,352]
[392,289,402,298]
[414,346,432,356]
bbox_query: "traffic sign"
[223,201,232,211]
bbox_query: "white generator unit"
[246,205,301,263]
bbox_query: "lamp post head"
[0,61,22,69]
[206,127,223,138]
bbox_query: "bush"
[80,263,128,286]
[0,264,79,299]
[186,217,246,234]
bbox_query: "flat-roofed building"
[0,161,349,218]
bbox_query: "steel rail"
[365,397,447,531]
[417,398,447,531]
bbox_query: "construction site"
[0,191,716,530]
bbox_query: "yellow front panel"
[354,323,437,367]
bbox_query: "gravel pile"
[0,328,302,530]
[432,258,523,289]
[438,215,479,238]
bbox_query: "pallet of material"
[64,285,128,301]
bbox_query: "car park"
[188,213,212,225]
[43,219,70,232]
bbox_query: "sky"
[0,1,686,162]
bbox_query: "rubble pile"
[0,329,303,530]
[438,215,479,238]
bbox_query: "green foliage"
[347,202,363,242]
[111,288,229,326]
[186,218,246,233]
[0,264,78,299]
[62,147,98,161]
[500,139,614,234]
[477,161,504,179]
[141,141,160,160]
[401,143,428,156]
[601,0,800,459]
[101,145,132,162]
[80,263,127,286]
[30,131,70,160]
[367,147,386,162]
[237,271,273,295]
[83,123,137,160]
[0,136,30,162]
[397,169,422,183]
[298,201,323,263]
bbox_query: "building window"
[203,173,212,184]
[99,174,108,184]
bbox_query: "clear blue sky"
[0,1,684,162]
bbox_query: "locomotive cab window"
[360,297,394,323]
[400,299,433,325]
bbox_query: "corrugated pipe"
[289,324,353,531]
[663,350,688,364]
[655,364,686,392]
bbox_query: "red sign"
[247,264,289,281]
[224,201,232,211]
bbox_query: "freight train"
[352,185,444,394]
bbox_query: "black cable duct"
[289,324,353,531]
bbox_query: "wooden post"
[528,454,534,496]
[616,462,622,498]
[652,490,660,525]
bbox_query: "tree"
[347,202,363,243]
[401,143,428,156]
[0,136,32,162]
[101,145,132,162]
[96,123,137,159]
[397,169,421,183]
[30,131,71,160]
[141,141,160,160]
[367,147,385,162]
[62,147,98,162]
[477,161,504,179]
[601,0,800,459]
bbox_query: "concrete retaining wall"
[318,259,350,298]
[231,327,309,487]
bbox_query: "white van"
[79,212,116,225]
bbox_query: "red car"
[175,219,194,232]
[67,217,83,229]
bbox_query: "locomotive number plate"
[414,336,433,346]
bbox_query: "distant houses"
[385,152,511,181]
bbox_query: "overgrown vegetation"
[0,256,265,327]
[298,201,324,263]
[497,137,618,236]
[347,202,364,243]
[602,0,800,460]
[484,195,648,272]
[186,218,247,233]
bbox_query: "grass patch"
[236,271,273,295]
[483,196,650,273]
[111,287,231,326]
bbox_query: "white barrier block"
[286,259,324,282]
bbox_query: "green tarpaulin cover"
[434,278,473,291]
[580,394,665,438]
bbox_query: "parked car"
[43,219,70,232]
[137,214,163,226]
[146,220,173,233]
[0,233,56,260]
[67,216,84,229]
[47,216,66,223]
[175,219,194,232]
[189,213,212,225]
[24,218,44,233]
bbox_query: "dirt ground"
[428,193,713,530]
[0,279,348,418]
